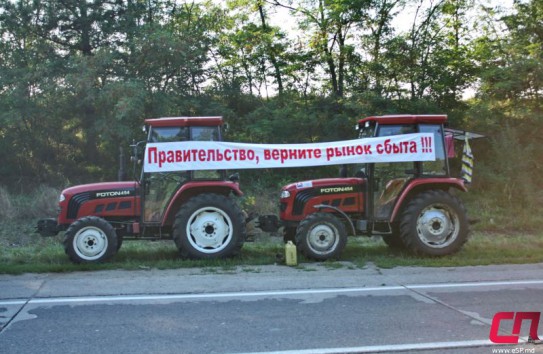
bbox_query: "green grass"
[461,191,543,233]
[1,219,542,274]
[344,233,543,269]
[2,184,542,274]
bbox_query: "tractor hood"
[282,177,364,194]
[61,181,139,199]
[279,177,365,222]
[57,181,140,224]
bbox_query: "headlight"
[280,190,291,199]
[59,194,66,203]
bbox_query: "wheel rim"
[73,226,108,261]
[186,207,233,254]
[416,204,459,248]
[307,223,339,255]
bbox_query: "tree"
[477,0,543,114]
[359,0,405,95]
[0,0,70,185]
[217,0,288,97]
[466,0,543,209]
[270,0,370,97]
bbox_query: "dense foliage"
[0,0,541,212]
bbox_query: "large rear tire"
[173,194,246,259]
[399,190,468,256]
[63,216,118,263]
[295,212,347,261]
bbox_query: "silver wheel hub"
[416,205,459,248]
[187,208,232,253]
[73,226,108,260]
[308,224,338,254]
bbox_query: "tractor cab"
[279,114,470,260]
[356,115,454,223]
[141,116,229,224]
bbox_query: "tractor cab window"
[349,121,376,177]
[147,126,221,143]
[149,127,189,142]
[190,126,222,180]
[144,126,189,223]
[377,124,416,137]
[371,124,417,220]
[191,126,220,141]
[143,125,222,223]
[358,122,376,139]
[419,124,447,176]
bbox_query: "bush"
[0,185,60,220]
[27,186,60,219]
[0,186,16,220]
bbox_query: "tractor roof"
[145,116,223,127]
[358,114,447,125]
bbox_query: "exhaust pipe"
[118,146,127,181]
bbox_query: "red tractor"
[38,116,247,263]
[279,114,473,260]
[39,114,475,264]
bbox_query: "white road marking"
[229,339,500,354]
[0,300,28,306]
[408,279,543,289]
[1,279,542,306]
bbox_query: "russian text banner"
[144,133,436,172]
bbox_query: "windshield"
[148,126,220,142]
[149,127,189,142]
[358,124,375,139]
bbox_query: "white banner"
[144,133,436,172]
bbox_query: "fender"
[161,180,243,226]
[390,178,467,222]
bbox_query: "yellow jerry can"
[285,241,297,266]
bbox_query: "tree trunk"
[258,3,283,95]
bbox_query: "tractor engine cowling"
[57,181,140,226]
[279,177,365,223]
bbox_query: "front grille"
[67,192,92,219]
[293,189,318,216]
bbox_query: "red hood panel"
[62,181,139,196]
[284,178,364,191]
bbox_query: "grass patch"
[1,218,542,274]
[0,220,287,274]
[461,191,543,233]
[2,184,542,274]
[322,261,347,270]
[343,233,543,269]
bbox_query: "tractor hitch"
[256,214,281,233]
[37,218,60,237]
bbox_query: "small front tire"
[63,216,118,263]
[296,212,347,261]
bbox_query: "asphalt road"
[1,262,543,354]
